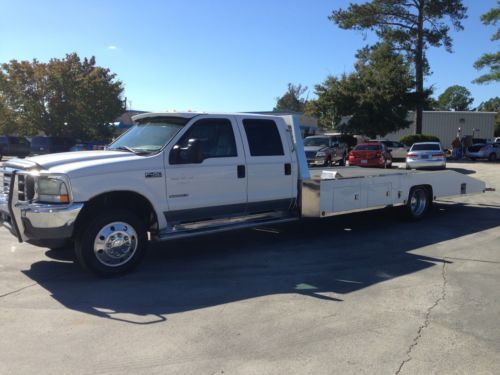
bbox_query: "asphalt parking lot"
[1,160,499,375]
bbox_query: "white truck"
[0,112,487,275]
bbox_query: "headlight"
[316,151,326,157]
[36,176,70,203]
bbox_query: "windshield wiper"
[111,146,150,155]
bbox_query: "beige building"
[385,111,496,148]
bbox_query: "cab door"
[164,116,247,224]
[237,117,296,213]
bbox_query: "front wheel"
[75,210,147,276]
[406,187,430,220]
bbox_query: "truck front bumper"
[0,193,83,243]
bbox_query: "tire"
[488,153,497,162]
[406,187,430,220]
[405,164,411,170]
[75,210,147,276]
[469,157,476,161]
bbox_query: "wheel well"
[74,191,158,237]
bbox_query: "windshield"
[108,117,189,153]
[304,137,329,147]
[411,143,441,151]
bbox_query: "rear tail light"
[406,152,417,157]
[348,152,354,157]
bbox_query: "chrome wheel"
[410,189,427,217]
[93,221,138,267]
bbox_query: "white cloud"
[107,45,118,50]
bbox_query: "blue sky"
[0,0,498,112]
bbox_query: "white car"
[368,140,408,160]
[406,142,446,170]
[466,143,500,162]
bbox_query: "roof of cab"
[131,111,285,122]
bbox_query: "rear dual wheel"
[406,187,431,220]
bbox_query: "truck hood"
[6,151,149,177]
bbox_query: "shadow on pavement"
[22,202,500,324]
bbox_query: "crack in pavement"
[0,282,39,298]
[395,260,448,375]
[0,270,77,300]
[444,256,500,264]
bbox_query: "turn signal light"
[59,195,70,203]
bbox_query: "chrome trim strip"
[8,171,22,242]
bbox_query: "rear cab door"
[236,116,297,213]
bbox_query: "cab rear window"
[411,144,440,151]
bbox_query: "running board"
[154,214,298,241]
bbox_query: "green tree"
[330,0,467,134]
[477,97,500,136]
[473,2,500,84]
[274,83,308,112]
[0,53,125,139]
[307,43,415,138]
[437,85,474,111]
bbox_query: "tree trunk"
[415,0,425,134]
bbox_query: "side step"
[154,213,299,241]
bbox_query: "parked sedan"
[406,142,446,170]
[466,143,500,162]
[368,140,408,160]
[348,143,392,168]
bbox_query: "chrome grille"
[1,171,12,196]
[0,168,35,201]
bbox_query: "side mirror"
[187,139,204,163]
[169,139,204,164]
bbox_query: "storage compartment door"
[366,183,392,208]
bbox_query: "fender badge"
[145,171,162,178]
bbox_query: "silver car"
[406,142,446,170]
[368,140,408,159]
[466,143,500,162]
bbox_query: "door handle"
[284,163,291,175]
[237,165,245,178]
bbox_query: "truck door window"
[243,119,284,156]
[172,118,237,164]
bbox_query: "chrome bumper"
[0,178,83,243]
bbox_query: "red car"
[348,143,392,168]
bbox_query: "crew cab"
[0,112,487,276]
